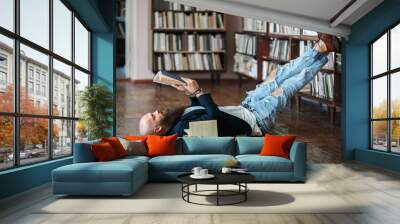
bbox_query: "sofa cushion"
[236,155,293,172]
[101,137,127,158]
[147,134,177,157]
[177,137,235,155]
[73,139,101,163]
[149,154,235,172]
[260,134,296,159]
[236,137,263,155]
[53,158,147,183]
[91,142,118,161]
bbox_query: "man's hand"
[171,84,191,95]
[181,78,200,95]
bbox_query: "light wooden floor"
[1,162,400,224]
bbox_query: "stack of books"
[269,38,290,61]
[269,23,300,35]
[153,33,183,51]
[308,72,335,100]
[233,53,258,78]
[196,34,224,51]
[154,33,224,52]
[262,61,278,80]
[155,53,223,71]
[243,18,267,33]
[299,40,316,56]
[153,11,224,29]
[235,34,256,56]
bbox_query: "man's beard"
[159,106,186,130]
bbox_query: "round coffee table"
[177,173,255,206]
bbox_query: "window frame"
[370,20,400,154]
[0,0,92,171]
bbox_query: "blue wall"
[344,0,400,170]
[0,0,116,200]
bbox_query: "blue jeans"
[242,49,328,133]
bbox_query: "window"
[0,71,6,85]
[53,0,72,60]
[28,81,34,94]
[0,1,91,170]
[0,0,14,31]
[20,0,49,48]
[74,18,90,70]
[0,34,14,113]
[370,23,400,154]
[28,67,34,80]
[53,59,72,117]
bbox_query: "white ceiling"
[167,0,384,37]
[223,0,352,23]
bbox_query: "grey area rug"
[38,183,362,214]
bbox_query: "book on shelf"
[153,70,186,86]
[323,52,335,71]
[269,38,290,61]
[235,33,256,56]
[269,23,300,35]
[155,53,223,71]
[168,2,208,12]
[299,40,316,56]
[243,18,267,33]
[153,11,224,29]
[153,33,182,51]
[262,61,278,80]
[335,53,342,73]
[301,72,334,100]
[302,29,318,36]
[154,33,224,52]
[233,53,258,79]
[196,34,224,51]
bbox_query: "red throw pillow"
[260,134,296,159]
[101,137,126,158]
[125,135,148,141]
[146,134,177,157]
[91,142,117,162]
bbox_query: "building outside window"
[28,81,34,94]
[0,0,91,170]
[370,23,400,154]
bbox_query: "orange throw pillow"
[101,137,127,158]
[260,134,296,159]
[125,135,148,141]
[91,142,117,162]
[146,134,177,157]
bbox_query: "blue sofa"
[52,137,306,196]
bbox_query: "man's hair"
[159,106,185,132]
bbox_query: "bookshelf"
[116,0,126,67]
[151,0,227,80]
[234,18,342,124]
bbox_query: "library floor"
[116,79,341,163]
[2,163,400,224]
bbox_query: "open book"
[153,70,186,86]
[184,120,218,137]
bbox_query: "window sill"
[0,156,72,176]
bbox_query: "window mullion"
[13,0,21,167]
[387,30,391,152]
[48,0,54,160]
[71,10,76,155]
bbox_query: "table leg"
[195,184,198,192]
[217,184,219,206]
[245,183,248,201]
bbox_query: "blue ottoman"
[52,156,148,196]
